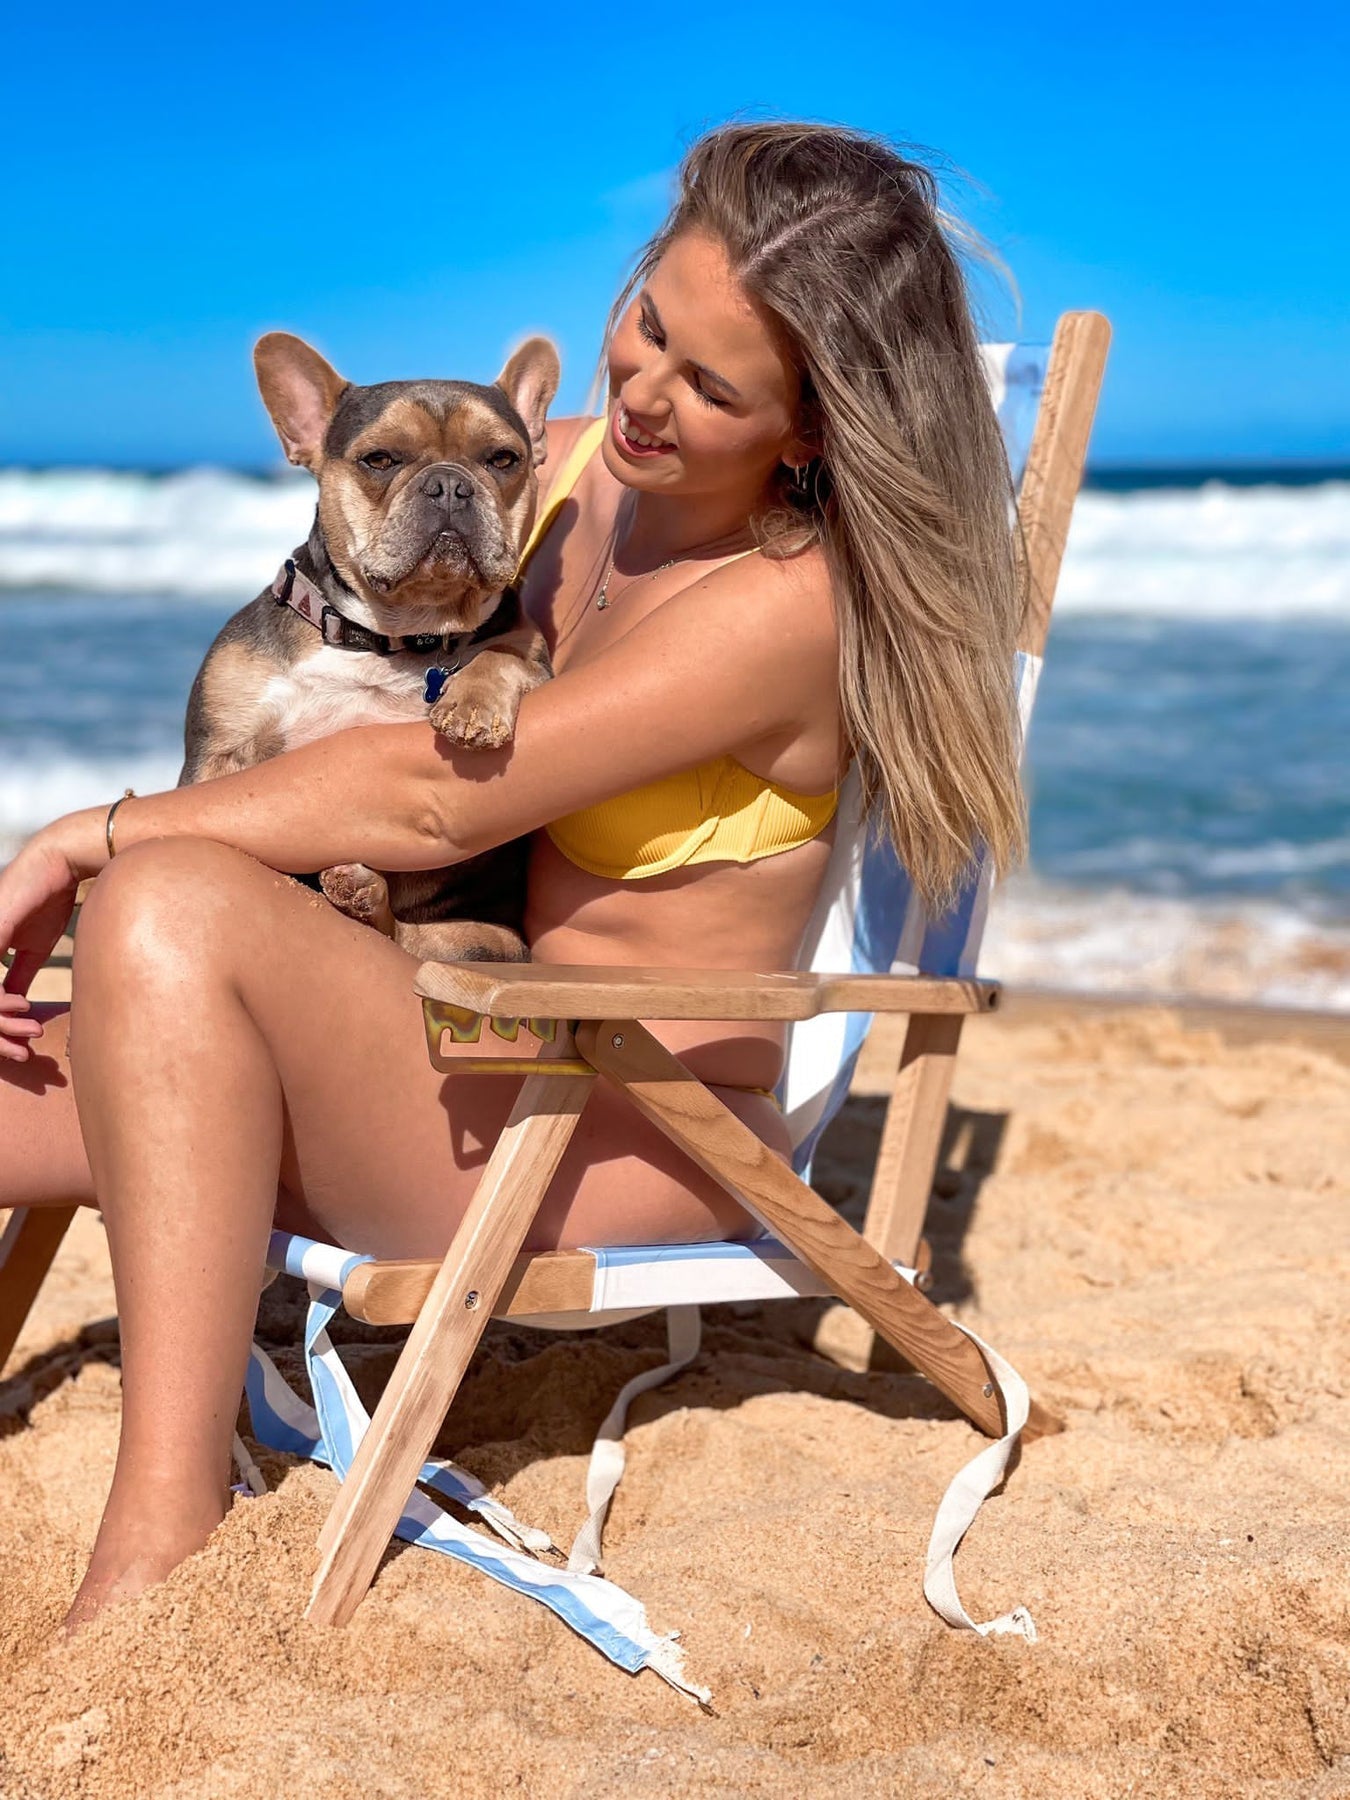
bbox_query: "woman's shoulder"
[700,537,835,638]
[538,415,602,507]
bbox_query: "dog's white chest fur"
[262,646,433,751]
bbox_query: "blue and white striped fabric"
[243,1233,710,1701]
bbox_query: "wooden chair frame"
[0,312,1111,1634]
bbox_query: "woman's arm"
[1,552,838,997]
[106,549,838,872]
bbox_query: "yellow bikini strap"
[517,415,607,573]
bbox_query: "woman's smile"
[612,402,677,459]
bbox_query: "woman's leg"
[65,845,291,1622]
[57,835,769,1623]
[0,1006,94,1208]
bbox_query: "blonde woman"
[0,122,1025,1625]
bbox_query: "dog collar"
[270,558,499,659]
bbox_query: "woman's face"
[603,228,806,503]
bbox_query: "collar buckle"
[320,604,348,647]
[274,558,298,607]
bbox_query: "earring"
[787,461,812,500]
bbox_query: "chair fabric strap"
[241,1235,1037,1681]
[240,1280,710,1702]
[567,1306,702,1576]
[923,1323,1038,1640]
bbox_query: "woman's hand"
[0,807,106,1060]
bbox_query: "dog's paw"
[429,686,516,750]
[319,863,395,934]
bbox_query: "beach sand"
[1,996,1347,1798]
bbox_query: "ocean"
[2,465,1347,1010]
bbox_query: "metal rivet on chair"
[464,1290,481,1310]
[982,1383,995,1398]
[611,1034,624,1049]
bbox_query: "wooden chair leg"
[307,1061,595,1626]
[863,1013,963,1267]
[577,1020,1011,1438]
[0,1206,78,1371]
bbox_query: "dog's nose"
[420,466,475,505]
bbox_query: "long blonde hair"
[604,122,1027,911]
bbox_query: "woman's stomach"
[523,829,831,1093]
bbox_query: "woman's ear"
[254,334,349,470]
[495,337,562,465]
[787,391,823,467]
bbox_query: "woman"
[0,122,1026,1625]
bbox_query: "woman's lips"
[612,404,676,459]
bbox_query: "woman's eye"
[359,450,397,472]
[487,448,520,471]
[635,307,724,408]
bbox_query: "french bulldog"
[179,331,560,962]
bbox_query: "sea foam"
[1,468,1349,619]
[983,874,1350,1012]
[0,467,313,598]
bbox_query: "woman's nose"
[620,360,670,425]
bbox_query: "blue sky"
[4,2,1347,466]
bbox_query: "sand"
[1,999,1348,1798]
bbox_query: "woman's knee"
[74,838,273,981]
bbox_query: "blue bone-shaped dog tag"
[423,666,451,705]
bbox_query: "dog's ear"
[494,337,561,466]
[254,333,349,470]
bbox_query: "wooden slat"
[343,1247,600,1327]
[307,1054,595,1622]
[0,1207,79,1370]
[863,1014,965,1267]
[415,961,997,1023]
[1017,311,1112,657]
[576,1019,1006,1437]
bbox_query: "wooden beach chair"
[2,313,1110,1697]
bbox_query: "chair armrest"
[413,960,998,1022]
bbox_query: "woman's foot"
[62,1495,227,1635]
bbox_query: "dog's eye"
[359,450,398,472]
[486,449,520,472]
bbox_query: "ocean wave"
[1046,834,1350,886]
[982,874,1350,1012]
[1,467,1349,619]
[1058,482,1350,619]
[0,751,184,858]
[0,466,313,597]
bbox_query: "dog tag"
[423,666,451,705]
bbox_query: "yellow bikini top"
[520,417,839,881]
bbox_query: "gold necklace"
[592,496,757,610]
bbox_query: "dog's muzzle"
[419,464,477,511]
